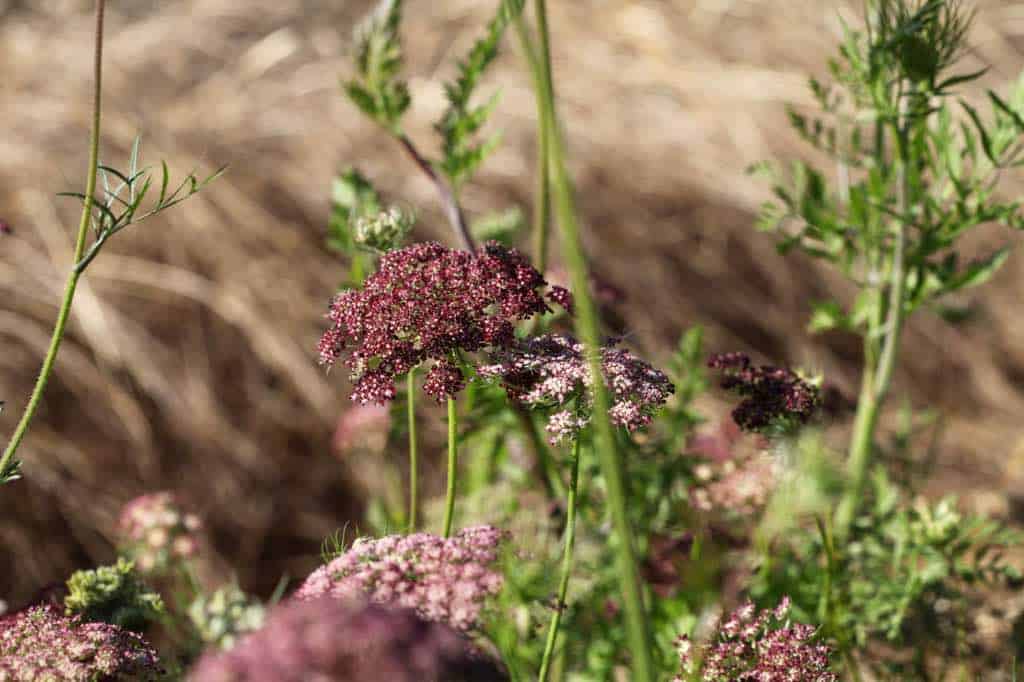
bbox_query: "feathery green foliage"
[64,558,165,632]
[345,0,409,133]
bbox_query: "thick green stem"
[442,397,459,538]
[531,1,655,677]
[538,438,581,681]
[407,370,419,532]
[0,0,106,482]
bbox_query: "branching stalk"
[538,437,581,681]
[0,0,106,483]
[396,134,475,251]
[531,0,656,676]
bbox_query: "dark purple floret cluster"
[295,526,505,633]
[318,241,561,404]
[674,597,837,682]
[478,334,674,444]
[0,604,162,681]
[189,598,506,682]
[708,352,821,433]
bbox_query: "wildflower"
[332,403,391,456]
[0,604,161,681]
[318,241,555,404]
[353,205,415,253]
[188,585,265,651]
[117,491,204,575]
[688,420,777,517]
[674,597,837,682]
[708,352,821,433]
[295,526,505,632]
[478,334,674,445]
[188,598,506,682]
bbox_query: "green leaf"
[945,247,1011,292]
[807,300,847,333]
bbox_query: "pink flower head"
[478,334,674,444]
[674,598,837,681]
[189,599,505,682]
[295,526,506,633]
[0,605,161,680]
[708,353,821,433]
[319,241,555,404]
[117,492,203,575]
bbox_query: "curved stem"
[538,437,581,681]
[442,397,459,538]
[407,370,419,532]
[531,0,655,677]
[0,0,106,482]
[396,133,475,252]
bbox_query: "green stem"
[531,1,655,677]
[514,16,552,273]
[538,437,581,681]
[0,0,106,482]
[442,397,459,538]
[407,370,419,532]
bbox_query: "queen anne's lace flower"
[0,605,161,681]
[674,597,837,682]
[189,599,506,682]
[319,241,562,404]
[295,526,505,632]
[708,353,821,433]
[117,492,203,574]
[478,334,674,444]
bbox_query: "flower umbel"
[478,334,674,444]
[0,605,162,681]
[295,525,505,632]
[189,599,506,682]
[117,491,203,574]
[675,597,837,682]
[708,353,821,433]
[318,241,554,404]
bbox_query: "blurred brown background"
[2,0,1024,603]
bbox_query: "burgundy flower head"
[0,604,162,681]
[708,352,820,433]
[189,599,506,682]
[478,334,674,444]
[295,526,505,633]
[675,597,837,682]
[319,241,555,404]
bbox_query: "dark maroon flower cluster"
[189,599,506,682]
[294,526,505,633]
[478,334,674,444]
[674,597,837,682]
[0,604,162,681]
[319,241,562,404]
[708,352,821,433]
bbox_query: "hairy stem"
[407,370,419,532]
[532,0,656,677]
[538,437,581,681]
[396,133,475,251]
[442,396,459,538]
[0,0,106,482]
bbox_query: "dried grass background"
[2,0,1024,604]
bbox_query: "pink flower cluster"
[318,241,564,404]
[295,526,505,632]
[674,597,837,682]
[189,599,505,682]
[478,334,674,444]
[689,421,777,517]
[708,353,820,433]
[117,492,202,574]
[0,605,161,681]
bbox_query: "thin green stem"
[442,396,459,538]
[538,437,581,681]
[514,16,552,273]
[0,0,106,482]
[407,370,419,533]
[531,0,655,677]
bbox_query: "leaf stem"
[396,133,475,251]
[442,396,459,538]
[530,0,656,677]
[0,0,106,482]
[407,370,419,532]
[538,437,581,681]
